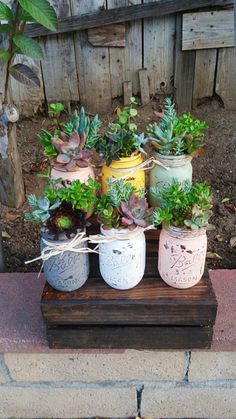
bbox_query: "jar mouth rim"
[100,225,143,239]
[110,152,142,163]
[154,152,192,160]
[163,224,206,237]
[51,165,90,172]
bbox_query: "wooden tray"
[41,229,217,349]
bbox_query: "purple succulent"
[51,131,93,171]
[119,194,155,229]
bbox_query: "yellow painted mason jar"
[102,153,145,193]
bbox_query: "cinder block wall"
[0,351,236,418]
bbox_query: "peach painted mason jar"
[158,225,207,289]
[51,165,95,184]
[102,153,145,194]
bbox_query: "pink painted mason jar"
[51,166,95,184]
[158,225,207,289]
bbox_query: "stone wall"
[0,351,236,418]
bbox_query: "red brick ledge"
[0,270,235,353]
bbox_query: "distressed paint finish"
[143,0,175,95]
[107,0,142,97]
[40,0,79,105]
[158,226,207,289]
[70,0,111,113]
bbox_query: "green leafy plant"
[36,106,101,167]
[0,0,57,102]
[96,180,154,230]
[92,97,147,165]
[48,102,64,119]
[150,181,213,230]
[147,98,208,156]
[25,178,100,237]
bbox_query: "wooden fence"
[0,0,236,116]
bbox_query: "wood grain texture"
[123,81,132,105]
[88,24,126,47]
[215,47,236,110]
[0,123,25,208]
[139,68,150,105]
[47,325,213,349]
[143,0,175,95]
[174,14,195,111]
[193,49,217,102]
[182,10,234,50]
[41,229,217,328]
[25,1,233,38]
[107,0,142,98]
[70,0,111,113]
[40,0,79,105]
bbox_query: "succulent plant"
[97,205,120,229]
[119,194,155,229]
[25,195,60,223]
[147,98,208,156]
[50,131,93,171]
[150,181,213,230]
[147,98,185,156]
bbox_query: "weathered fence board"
[183,11,234,50]
[88,23,126,47]
[40,0,79,106]
[215,47,236,110]
[70,0,111,113]
[143,0,175,95]
[174,14,195,111]
[107,0,142,98]
[25,0,233,38]
[193,49,217,103]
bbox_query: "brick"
[142,387,236,418]
[189,352,236,381]
[5,351,185,382]
[0,386,136,418]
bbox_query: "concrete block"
[0,386,136,418]
[189,352,236,381]
[5,351,185,382]
[142,386,236,418]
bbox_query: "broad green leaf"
[9,63,41,87]
[13,35,43,60]
[0,1,13,21]
[0,50,10,62]
[18,0,57,31]
[17,6,36,22]
[0,23,11,35]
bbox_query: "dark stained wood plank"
[174,13,195,112]
[25,1,233,38]
[88,23,126,47]
[47,325,213,349]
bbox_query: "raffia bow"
[110,156,169,183]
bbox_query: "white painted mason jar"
[158,225,207,289]
[99,226,146,290]
[149,153,193,206]
[51,165,95,184]
[41,230,89,292]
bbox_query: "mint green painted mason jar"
[149,152,193,206]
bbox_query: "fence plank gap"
[108,0,142,98]
[174,14,195,112]
[70,0,112,114]
[25,1,233,38]
[123,81,133,105]
[88,24,126,47]
[139,69,150,105]
[183,10,234,50]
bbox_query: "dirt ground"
[0,97,235,272]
